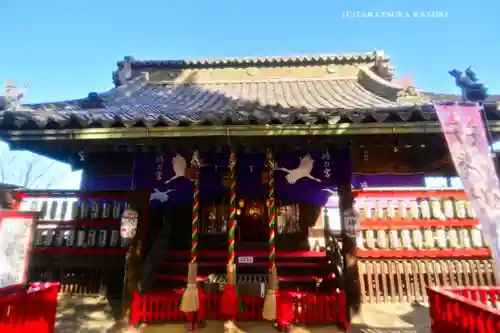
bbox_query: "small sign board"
[238,256,254,264]
[343,209,359,238]
[0,211,36,291]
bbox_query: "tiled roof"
[0,52,498,130]
[122,53,386,69]
[13,69,468,130]
[0,74,414,129]
[0,183,19,190]
[1,73,498,130]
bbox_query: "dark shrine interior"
[147,194,323,253]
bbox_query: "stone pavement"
[54,295,431,333]
[54,294,123,333]
[349,303,431,333]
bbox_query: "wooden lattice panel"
[358,259,496,304]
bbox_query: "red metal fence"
[0,282,60,333]
[428,286,500,333]
[130,290,347,328]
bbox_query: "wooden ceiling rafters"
[9,132,453,174]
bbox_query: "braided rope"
[266,149,276,268]
[190,151,201,264]
[228,152,237,266]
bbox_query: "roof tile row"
[1,52,499,130]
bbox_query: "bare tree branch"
[22,158,35,188]
[0,156,4,183]
[0,144,7,182]
[0,146,17,183]
[45,177,56,189]
[27,160,56,188]
[4,155,57,189]
[0,143,75,189]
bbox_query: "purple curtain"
[134,148,351,206]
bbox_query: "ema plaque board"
[0,212,36,291]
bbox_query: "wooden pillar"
[121,189,150,321]
[338,176,361,316]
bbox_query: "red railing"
[428,286,500,333]
[352,188,469,199]
[130,290,347,328]
[0,282,60,333]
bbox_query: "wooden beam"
[338,173,361,318]
[13,132,457,173]
[7,121,500,141]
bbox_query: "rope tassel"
[263,149,278,321]
[221,151,240,317]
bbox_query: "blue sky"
[0,0,498,188]
[0,142,81,189]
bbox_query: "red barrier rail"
[130,290,347,328]
[353,189,468,199]
[0,282,60,333]
[428,286,500,333]
[359,248,491,259]
[359,219,480,229]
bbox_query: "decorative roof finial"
[396,72,414,89]
[372,50,395,81]
[190,150,202,168]
[449,66,488,102]
[0,79,26,111]
[112,56,134,87]
[396,73,418,97]
[395,72,429,106]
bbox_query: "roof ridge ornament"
[113,56,134,87]
[395,73,414,89]
[0,79,26,111]
[449,67,488,102]
[81,92,104,109]
[396,86,421,106]
[396,74,419,99]
[372,50,395,82]
[394,73,430,106]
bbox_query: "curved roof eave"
[1,51,499,130]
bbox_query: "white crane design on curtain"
[275,154,321,184]
[150,189,175,203]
